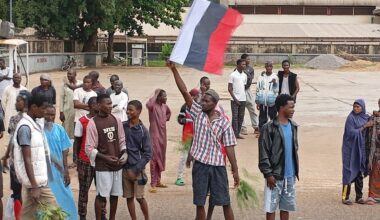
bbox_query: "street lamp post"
[9,0,13,23]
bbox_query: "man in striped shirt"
[168,61,239,220]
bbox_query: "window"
[354,6,376,15]
[281,6,303,15]
[305,6,328,15]
[231,5,254,14]
[255,6,278,14]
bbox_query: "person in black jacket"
[278,60,300,101]
[123,100,152,220]
[259,94,299,220]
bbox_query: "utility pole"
[10,0,13,23]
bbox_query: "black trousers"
[342,173,363,201]
[231,101,246,137]
[258,105,277,130]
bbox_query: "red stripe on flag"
[203,9,243,75]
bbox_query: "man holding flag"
[168,61,239,220]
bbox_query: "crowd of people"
[0,53,377,220]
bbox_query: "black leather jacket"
[258,117,299,180]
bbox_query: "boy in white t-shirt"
[73,75,98,123]
[228,59,247,139]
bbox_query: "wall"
[242,14,373,24]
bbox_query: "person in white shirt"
[228,59,247,139]
[110,80,129,122]
[256,61,279,132]
[73,75,98,123]
[0,58,13,119]
[2,73,27,132]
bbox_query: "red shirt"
[78,116,91,162]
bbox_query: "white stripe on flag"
[170,0,210,64]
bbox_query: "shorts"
[95,170,123,197]
[192,161,230,206]
[122,169,146,199]
[264,176,297,213]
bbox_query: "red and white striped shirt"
[189,102,237,166]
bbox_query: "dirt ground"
[1,65,380,220]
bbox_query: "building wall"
[228,0,380,6]
[242,14,373,24]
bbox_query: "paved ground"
[1,66,380,219]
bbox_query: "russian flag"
[170,0,243,75]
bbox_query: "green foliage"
[236,169,260,209]
[159,43,173,60]
[36,202,69,220]
[0,0,8,21]
[177,138,192,153]
[14,0,188,51]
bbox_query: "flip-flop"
[149,187,157,193]
[175,178,185,186]
[355,198,366,204]
[157,183,168,188]
[342,199,353,205]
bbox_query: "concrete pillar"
[46,40,50,53]
[369,45,374,54]
[330,44,335,54]
[291,44,297,54]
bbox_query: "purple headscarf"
[342,99,370,184]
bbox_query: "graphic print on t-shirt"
[103,126,116,142]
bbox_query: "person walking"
[85,94,127,220]
[256,61,279,132]
[44,105,77,219]
[278,60,300,101]
[123,100,152,220]
[342,99,372,205]
[60,68,82,139]
[259,94,299,220]
[13,94,57,219]
[228,59,247,139]
[239,54,259,135]
[146,89,171,192]
[168,61,239,220]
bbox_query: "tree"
[15,0,187,56]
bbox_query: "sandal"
[366,199,376,205]
[175,178,185,186]
[149,187,157,193]
[157,183,168,188]
[342,199,353,205]
[355,198,366,204]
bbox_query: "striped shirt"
[189,101,237,166]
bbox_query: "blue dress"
[45,123,78,220]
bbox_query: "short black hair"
[18,90,31,106]
[88,96,97,105]
[236,59,245,66]
[200,76,209,84]
[128,100,142,111]
[89,71,100,81]
[45,104,56,110]
[83,75,92,82]
[275,94,294,111]
[97,93,111,103]
[157,89,166,99]
[282,60,290,65]
[241,54,249,60]
[29,93,48,108]
[110,74,119,80]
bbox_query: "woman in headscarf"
[366,98,380,205]
[342,99,373,205]
[31,73,56,105]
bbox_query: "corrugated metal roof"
[133,23,380,40]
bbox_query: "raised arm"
[167,61,193,109]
